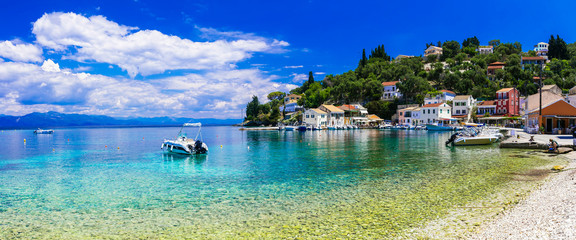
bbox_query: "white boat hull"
[452,136,498,146]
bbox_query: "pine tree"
[358,49,368,68]
[308,71,315,85]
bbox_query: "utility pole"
[539,62,543,131]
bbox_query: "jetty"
[499,128,574,152]
[238,127,279,131]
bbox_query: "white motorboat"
[445,127,500,146]
[162,123,208,155]
[34,129,54,134]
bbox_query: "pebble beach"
[472,151,576,239]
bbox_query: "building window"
[433,109,436,114]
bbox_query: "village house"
[523,85,565,131]
[398,107,420,126]
[280,94,303,113]
[521,56,546,69]
[477,45,494,55]
[318,104,345,127]
[486,62,505,81]
[567,86,576,107]
[381,81,402,100]
[477,101,496,116]
[495,88,520,116]
[303,108,327,127]
[395,55,414,61]
[534,42,549,60]
[452,95,475,121]
[540,84,562,95]
[338,104,369,125]
[419,103,451,124]
[424,90,456,105]
[424,46,443,59]
[526,99,576,134]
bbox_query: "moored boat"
[34,129,54,134]
[425,124,454,131]
[162,123,208,155]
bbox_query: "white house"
[318,104,345,127]
[398,107,421,126]
[534,42,549,60]
[381,81,402,100]
[424,90,456,105]
[452,95,476,120]
[477,45,494,55]
[420,103,451,124]
[303,108,327,127]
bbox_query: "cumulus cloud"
[0,40,43,62]
[0,60,296,118]
[32,12,289,78]
[290,73,308,83]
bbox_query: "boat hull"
[425,124,454,131]
[452,136,498,146]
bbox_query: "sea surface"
[0,126,562,238]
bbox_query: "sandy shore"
[471,151,576,239]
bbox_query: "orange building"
[526,99,576,134]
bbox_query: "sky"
[0,0,575,119]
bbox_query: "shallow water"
[0,127,561,238]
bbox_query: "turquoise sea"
[0,127,562,238]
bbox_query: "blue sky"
[0,0,575,118]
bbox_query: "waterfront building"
[534,42,549,60]
[419,103,451,124]
[280,94,303,113]
[477,101,496,116]
[381,81,401,100]
[398,107,421,126]
[452,95,475,121]
[366,114,384,126]
[495,88,520,116]
[338,104,369,125]
[318,104,345,127]
[477,45,493,55]
[303,108,327,127]
[526,99,576,134]
[424,90,456,105]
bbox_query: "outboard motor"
[445,133,459,146]
[194,140,207,154]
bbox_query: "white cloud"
[315,72,326,75]
[0,60,296,118]
[284,65,303,69]
[0,40,43,62]
[32,12,289,78]
[290,73,307,83]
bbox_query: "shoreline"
[469,151,576,239]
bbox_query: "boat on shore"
[34,129,54,134]
[162,123,208,155]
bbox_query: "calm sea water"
[0,127,557,238]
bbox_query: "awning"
[543,115,576,119]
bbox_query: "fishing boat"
[161,123,208,155]
[34,129,54,134]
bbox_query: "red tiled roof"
[440,89,455,95]
[338,105,356,111]
[421,103,445,108]
[382,81,399,86]
[496,88,514,93]
[522,56,545,61]
[487,65,504,70]
[489,62,506,66]
[478,101,496,106]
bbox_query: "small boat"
[297,126,307,132]
[445,127,500,146]
[415,125,427,130]
[425,124,454,131]
[34,129,54,134]
[285,126,295,131]
[162,123,208,155]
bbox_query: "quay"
[499,128,574,151]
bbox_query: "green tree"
[549,34,569,60]
[397,74,431,102]
[441,40,461,60]
[462,36,480,48]
[245,96,260,121]
[267,91,286,102]
[488,39,501,47]
[369,44,391,61]
[359,49,368,68]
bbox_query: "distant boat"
[285,126,295,131]
[297,126,307,132]
[161,123,208,155]
[34,129,54,134]
[425,124,454,131]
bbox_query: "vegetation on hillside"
[245,35,576,124]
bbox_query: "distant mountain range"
[0,112,242,129]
